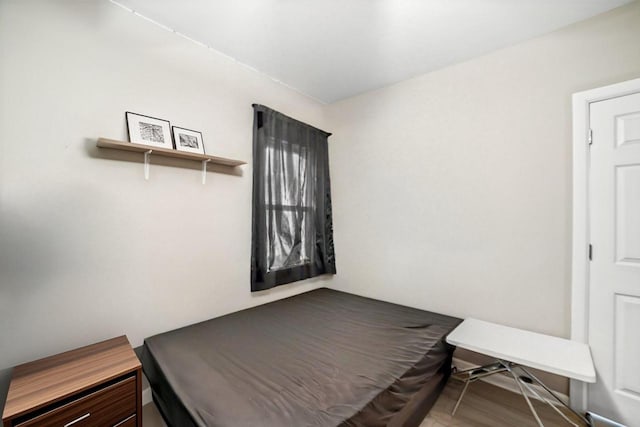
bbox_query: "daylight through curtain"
[251,104,336,291]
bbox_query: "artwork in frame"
[172,126,205,155]
[125,112,173,149]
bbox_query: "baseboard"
[452,358,569,405]
[586,412,627,427]
[142,386,152,406]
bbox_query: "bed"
[141,288,461,427]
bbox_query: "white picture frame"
[172,126,205,155]
[125,112,173,149]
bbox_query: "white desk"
[447,318,595,382]
[446,318,596,426]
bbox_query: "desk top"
[446,318,596,383]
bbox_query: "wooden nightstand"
[2,336,142,427]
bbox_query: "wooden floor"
[143,402,166,427]
[142,378,587,427]
[420,378,586,427]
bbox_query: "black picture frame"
[172,126,205,155]
[125,111,173,149]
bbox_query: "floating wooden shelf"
[97,138,246,167]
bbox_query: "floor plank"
[143,402,166,427]
[420,378,586,427]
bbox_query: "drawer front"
[114,415,136,427]
[16,376,136,427]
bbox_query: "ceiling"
[114,0,632,103]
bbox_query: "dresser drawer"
[16,376,136,427]
[114,415,136,427]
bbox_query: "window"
[251,105,336,291]
[264,142,311,271]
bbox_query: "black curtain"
[251,104,336,292]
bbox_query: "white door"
[589,92,640,426]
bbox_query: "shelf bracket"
[202,159,211,184]
[144,150,153,180]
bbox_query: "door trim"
[571,77,640,411]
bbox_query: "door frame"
[571,77,640,411]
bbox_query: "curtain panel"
[251,104,336,292]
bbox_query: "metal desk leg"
[451,363,508,415]
[518,374,580,427]
[503,362,545,427]
[452,377,471,416]
[518,366,591,426]
[453,361,504,376]
[451,360,589,426]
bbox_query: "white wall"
[0,0,331,391]
[326,1,640,339]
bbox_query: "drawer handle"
[64,413,90,427]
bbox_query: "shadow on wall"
[249,274,336,298]
[85,138,245,177]
[0,208,58,299]
[0,176,109,298]
[0,177,119,372]
[0,368,11,416]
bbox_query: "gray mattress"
[141,288,461,427]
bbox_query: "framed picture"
[125,112,173,149]
[172,126,205,154]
